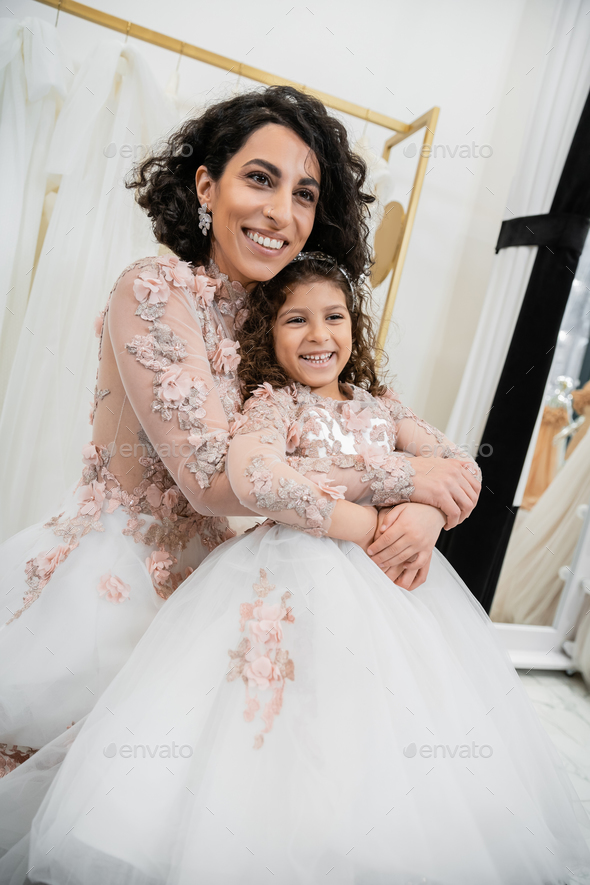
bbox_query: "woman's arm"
[107,259,254,518]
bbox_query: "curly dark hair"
[237,254,387,400]
[126,85,374,282]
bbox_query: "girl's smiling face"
[272,279,352,400]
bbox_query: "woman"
[0,86,480,769]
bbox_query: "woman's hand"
[367,503,446,590]
[409,458,481,529]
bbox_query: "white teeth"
[302,353,333,364]
[246,231,284,250]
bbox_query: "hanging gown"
[0,255,260,767]
[6,382,589,885]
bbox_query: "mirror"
[490,232,590,627]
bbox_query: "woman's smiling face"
[196,123,320,290]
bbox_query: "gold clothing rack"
[36,0,439,353]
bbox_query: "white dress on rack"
[0,39,179,540]
[0,16,67,396]
[3,383,589,885]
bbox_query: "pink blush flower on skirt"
[146,550,174,586]
[97,572,131,604]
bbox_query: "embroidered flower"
[342,400,373,431]
[243,653,283,690]
[93,312,104,338]
[162,488,178,511]
[35,544,72,580]
[193,270,220,307]
[357,441,387,468]
[286,421,301,454]
[315,477,347,500]
[249,602,284,647]
[77,480,106,517]
[212,339,241,375]
[229,413,249,436]
[252,382,275,400]
[133,272,170,305]
[81,443,101,467]
[157,255,194,289]
[97,572,131,604]
[145,483,164,510]
[145,550,174,585]
[158,366,193,403]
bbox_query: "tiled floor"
[519,669,590,846]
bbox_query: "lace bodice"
[226,382,481,538]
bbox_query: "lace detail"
[243,454,336,537]
[227,568,295,749]
[8,437,231,623]
[0,742,38,777]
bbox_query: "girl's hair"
[237,255,387,399]
[126,86,374,282]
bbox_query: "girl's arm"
[107,259,254,517]
[225,389,379,550]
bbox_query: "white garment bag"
[0,16,67,401]
[0,40,178,540]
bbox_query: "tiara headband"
[289,251,357,309]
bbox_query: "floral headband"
[289,251,357,309]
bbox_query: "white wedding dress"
[1,383,589,885]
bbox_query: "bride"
[0,86,479,767]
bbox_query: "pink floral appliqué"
[133,272,170,305]
[97,572,131,604]
[146,550,174,589]
[158,366,193,403]
[227,568,295,749]
[342,400,373,432]
[212,338,241,375]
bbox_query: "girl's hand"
[409,458,481,529]
[367,503,446,589]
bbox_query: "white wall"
[12,0,560,427]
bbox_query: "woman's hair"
[126,86,374,282]
[237,255,387,399]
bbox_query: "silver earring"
[198,202,212,236]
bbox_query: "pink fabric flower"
[212,339,241,375]
[158,366,192,403]
[316,477,347,500]
[35,544,71,580]
[243,653,283,690]
[162,488,178,511]
[146,550,173,585]
[357,441,387,469]
[93,313,104,338]
[97,572,131,604]
[133,272,170,305]
[229,413,249,436]
[342,401,373,431]
[252,382,275,400]
[81,443,101,467]
[249,602,284,646]
[250,466,273,495]
[145,483,163,510]
[77,480,106,517]
[193,271,220,307]
[286,421,301,454]
[157,255,194,289]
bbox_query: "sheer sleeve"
[226,387,352,537]
[382,389,483,483]
[107,259,254,518]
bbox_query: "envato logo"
[403,742,493,759]
[403,142,493,159]
[102,142,194,160]
[103,742,193,759]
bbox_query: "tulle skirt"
[2,524,589,884]
[0,483,208,752]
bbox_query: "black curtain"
[436,87,590,613]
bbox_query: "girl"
[0,87,479,769]
[6,254,589,884]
